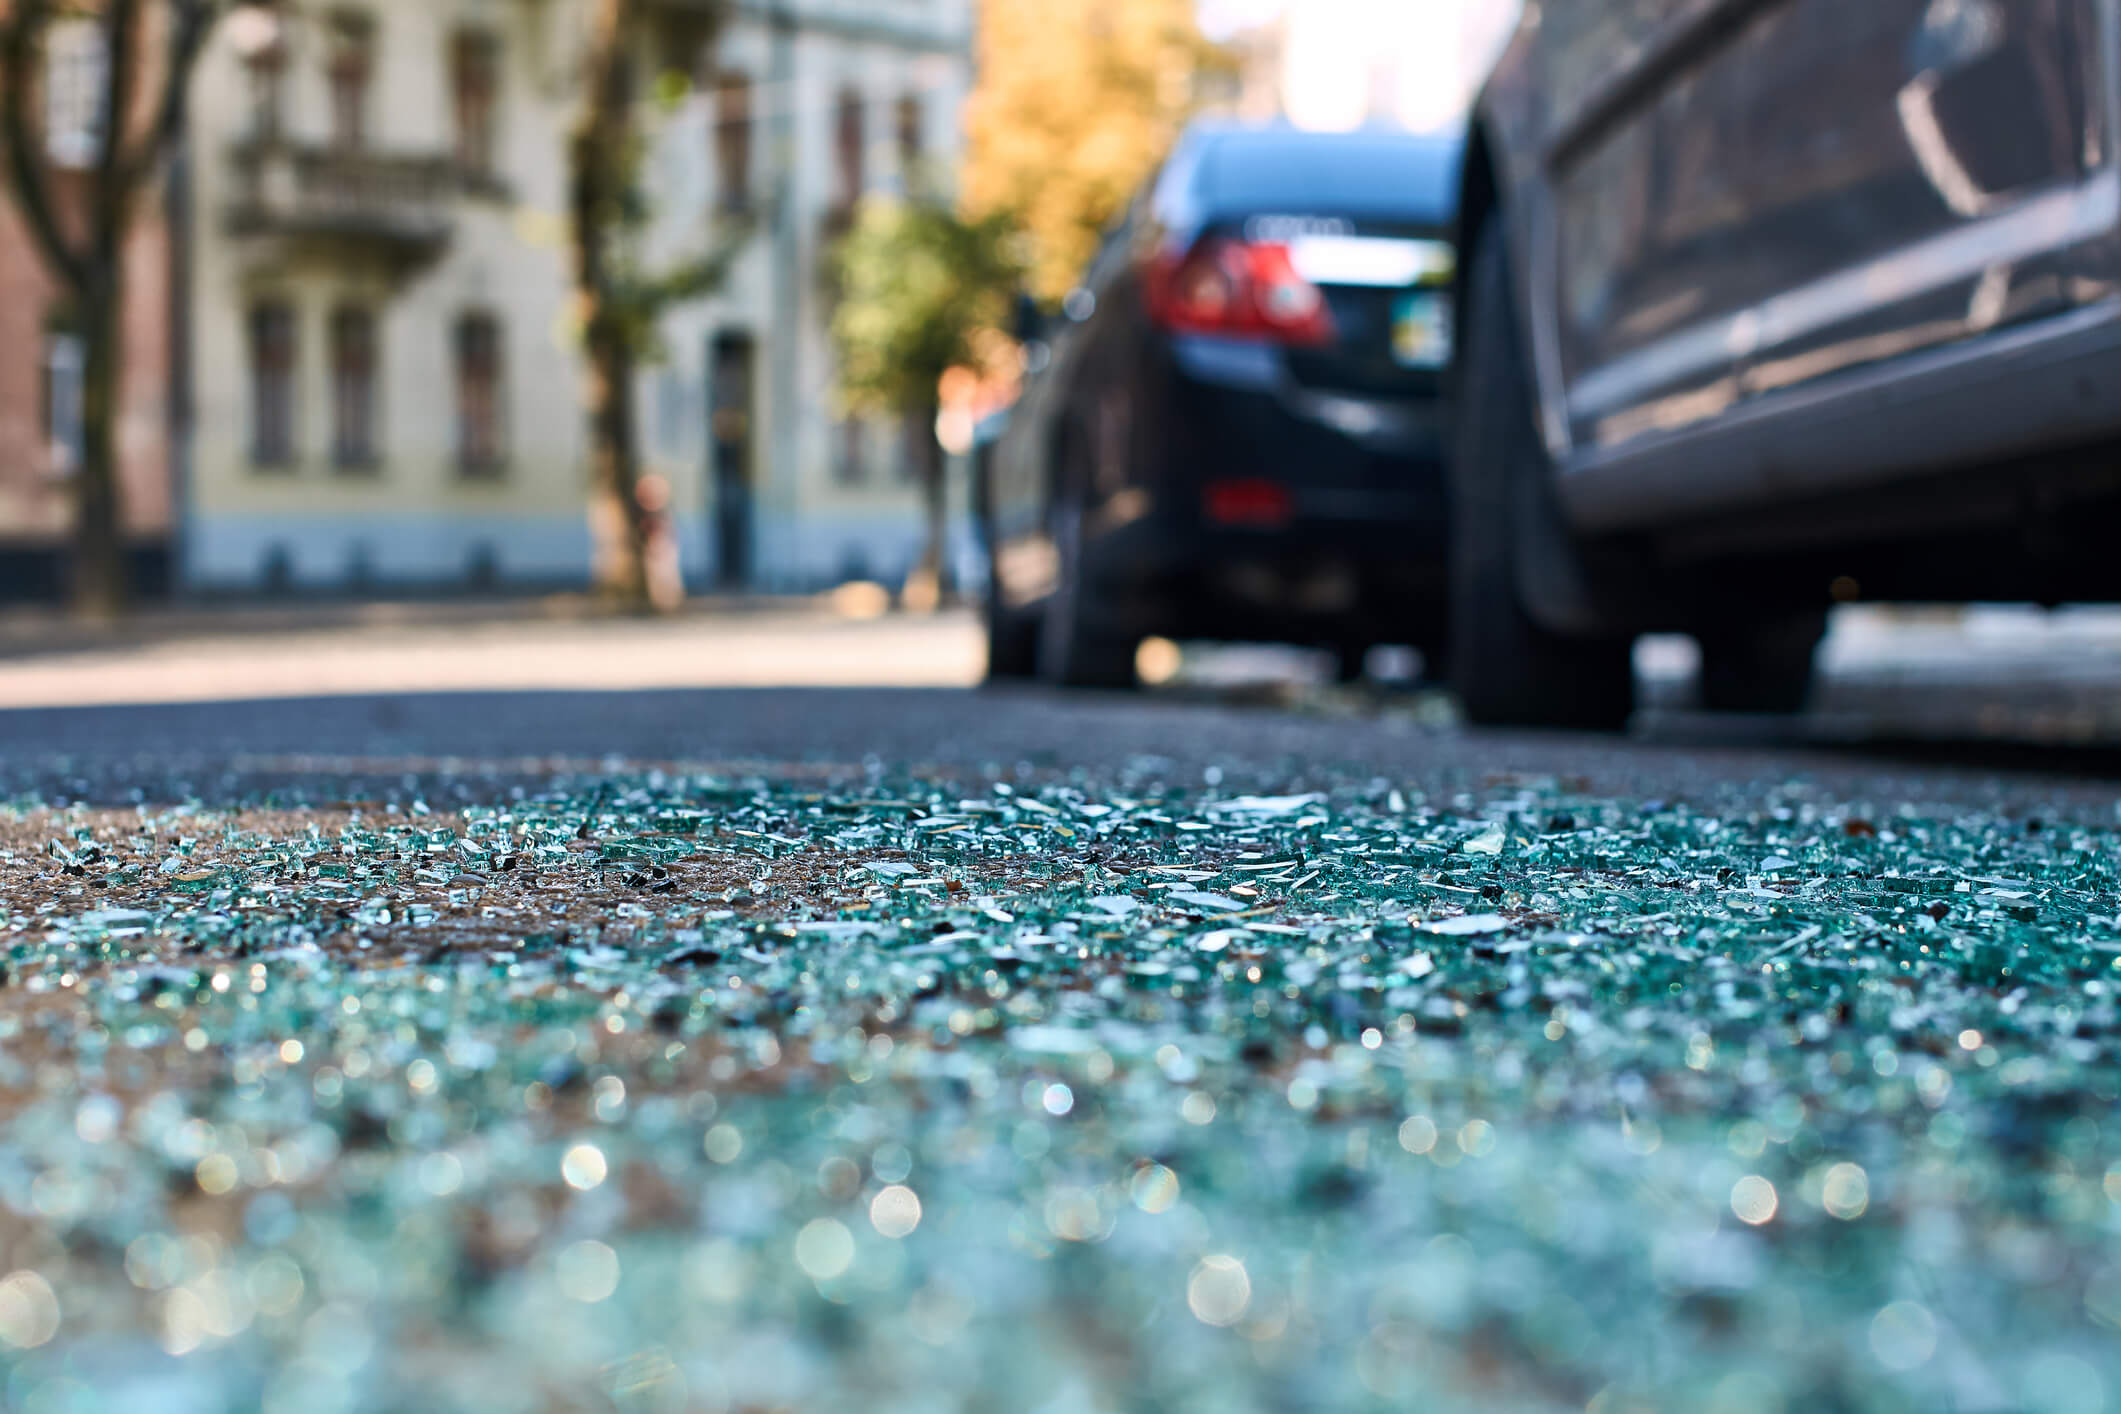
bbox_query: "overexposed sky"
[1197,0,1285,39]
[1201,0,1521,134]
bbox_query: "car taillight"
[1147,238,1334,346]
[1204,477,1295,528]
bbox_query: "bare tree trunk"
[584,319,651,610]
[1,0,217,620]
[570,0,653,613]
[73,284,128,619]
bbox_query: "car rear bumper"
[1083,510,1448,646]
[1078,342,1451,642]
[1163,331,1450,466]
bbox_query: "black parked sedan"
[979,122,1464,687]
[1453,0,2121,727]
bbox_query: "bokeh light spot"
[1731,1175,1778,1226]
[555,1240,620,1303]
[1870,1301,1938,1371]
[870,1185,922,1239]
[1822,1163,1870,1220]
[560,1143,607,1191]
[0,1271,60,1349]
[796,1218,855,1280]
[1188,1255,1251,1327]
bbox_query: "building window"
[833,87,864,214]
[836,419,866,485]
[42,332,84,477]
[715,72,752,215]
[327,12,374,150]
[249,303,296,469]
[330,306,379,470]
[244,45,287,140]
[44,19,107,169]
[452,31,500,175]
[228,5,288,140]
[896,94,922,178]
[455,313,505,475]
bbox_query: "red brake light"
[1147,238,1334,346]
[1168,245,1242,325]
[1204,477,1294,528]
[1249,243,1325,326]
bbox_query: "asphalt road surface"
[2,603,2121,810]
[1,677,2114,813]
[0,621,2104,842]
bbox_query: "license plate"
[1392,291,1453,369]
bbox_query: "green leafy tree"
[963,0,1223,303]
[569,0,744,613]
[0,0,235,617]
[829,191,1021,597]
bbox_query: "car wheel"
[1450,220,1635,730]
[983,593,1040,681]
[1038,497,1139,689]
[1332,642,1372,686]
[1697,609,1828,714]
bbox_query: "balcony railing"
[226,142,459,259]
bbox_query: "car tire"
[1332,642,1372,686]
[1697,609,1828,714]
[1450,220,1635,730]
[983,594,1040,681]
[1038,498,1139,689]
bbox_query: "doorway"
[708,331,756,589]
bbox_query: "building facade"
[180,0,973,595]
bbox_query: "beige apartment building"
[180,0,974,594]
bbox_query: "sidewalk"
[0,592,867,661]
[0,598,986,708]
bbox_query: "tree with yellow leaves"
[963,0,1225,304]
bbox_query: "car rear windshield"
[1196,131,1460,224]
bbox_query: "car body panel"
[1469,0,2120,545]
[1556,0,2102,449]
[984,124,1463,646]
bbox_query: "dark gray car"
[982,123,1462,689]
[1452,0,2116,726]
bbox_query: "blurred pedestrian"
[636,475,685,613]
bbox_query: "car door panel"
[2064,0,2121,300]
[1465,0,1767,463]
[1545,0,2106,461]
[986,208,1145,609]
[985,349,1067,610]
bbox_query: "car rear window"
[1196,131,1460,223]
